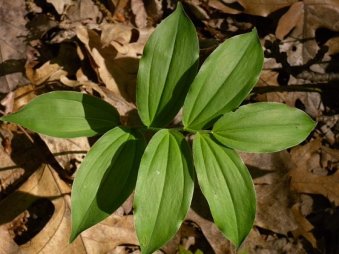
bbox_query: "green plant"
[0,3,316,253]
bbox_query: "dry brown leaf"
[237,0,297,17]
[80,215,138,253]
[76,26,138,102]
[26,61,68,86]
[187,209,232,254]
[325,36,339,55]
[0,164,83,253]
[257,54,323,118]
[240,152,299,234]
[0,162,140,253]
[0,0,28,93]
[255,175,298,234]
[290,139,339,205]
[208,0,241,15]
[291,203,317,248]
[26,42,81,87]
[0,227,21,254]
[63,0,102,23]
[41,136,89,174]
[100,23,133,48]
[282,1,339,63]
[276,1,304,40]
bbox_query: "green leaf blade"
[183,29,263,130]
[134,129,194,254]
[136,3,199,127]
[193,133,256,247]
[0,91,119,138]
[212,102,316,153]
[70,127,145,241]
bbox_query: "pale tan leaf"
[41,136,89,173]
[81,215,138,253]
[131,0,148,28]
[0,227,21,254]
[46,0,73,15]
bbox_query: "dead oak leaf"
[276,0,339,63]
[0,162,139,253]
[237,0,298,17]
[76,26,138,102]
[290,139,339,206]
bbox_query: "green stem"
[138,126,211,134]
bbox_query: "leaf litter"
[1,0,339,253]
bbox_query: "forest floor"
[1,0,339,253]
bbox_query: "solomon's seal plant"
[0,3,316,253]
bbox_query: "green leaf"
[134,129,194,254]
[193,133,256,247]
[70,127,145,241]
[136,2,199,127]
[183,29,263,130]
[212,102,316,153]
[0,91,119,138]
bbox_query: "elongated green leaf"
[70,127,145,241]
[136,2,199,127]
[193,133,255,247]
[212,102,316,153]
[0,91,119,138]
[134,129,194,254]
[183,29,263,130]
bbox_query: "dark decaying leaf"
[193,133,256,247]
[136,2,199,127]
[183,29,263,130]
[70,127,145,241]
[0,91,120,138]
[212,102,316,153]
[133,129,194,254]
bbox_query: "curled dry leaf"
[0,164,84,253]
[76,25,140,102]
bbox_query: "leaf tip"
[69,229,79,243]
